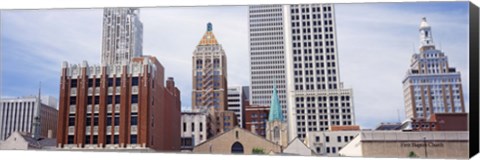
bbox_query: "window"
[95,78,101,87]
[107,78,114,86]
[332,147,336,153]
[131,115,138,125]
[315,136,320,142]
[183,123,187,132]
[87,97,92,104]
[115,95,120,104]
[132,77,139,86]
[337,136,342,142]
[326,136,330,142]
[131,95,138,104]
[131,135,137,144]
[107,96,113,104]
[114,116,120,126]
[191,123,195,132]
[68,117,75,126]
[94,96,100,104]
[114,135,119,144]
[70,79,77,88]
[326,147,330,153]
[93,135,98,144]
[106,135,112,144]
[200,123,203,132]
[107,116,112,126]
[67,135,74,144]
[344,136,349,142]
[70,97,76,105]
[115,78,121,86]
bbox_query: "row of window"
[70,77,139,88]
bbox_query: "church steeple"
[268,82,284,122]
[419,17,436,52]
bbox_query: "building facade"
[338,131,469,159]
[193,127,282,154]
[227,86,247,128]
[403,17,465,120]
[244,105,269,137]
[56,56,181,151]
[192,23,228,112]
[180,111,208,151]
[304,129,359,156]
[249,4,356,141]
[249,5,288,118]
[101,8,143,65]
[0,96,58,140]
[410,113,468,131]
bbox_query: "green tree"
[252,147,265,154]
[408,151,418,158]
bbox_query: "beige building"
[338,131,469,159]
[193,127,281,154]
[283,138,314,156]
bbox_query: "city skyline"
[0,2,469,129]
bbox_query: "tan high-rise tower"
[192,23,228,112]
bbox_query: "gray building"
[180,111,208,152]
[402,18,465,120]
[249,4,356,141]
[227,86,247,128]
[0,96,58,140]
[101,8,143,65]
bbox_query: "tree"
[252,147,265,154]
[408,151,418,158]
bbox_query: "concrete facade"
[180,111,208,151]
[0,96,58,140]
[283,138,314,156]
[304,129,359,156]
[339,131,469,159]
[193,127,282,154]
[249,4,356,142]
[101,8,143,65]
[227,86,246,128]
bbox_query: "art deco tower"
[192,23,228,111]
[403,17,465,119]
[101,8,143,65]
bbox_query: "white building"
[180,111,208,151]
[227,86,247,128]
[0,96,58,141]
[304,130,359,156]
[402,17,465,120]
[101,8,143,65]
[283,137,314,156]
[249,4,356,141]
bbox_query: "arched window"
[231,142,244,154]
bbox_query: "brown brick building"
[411,113,468,131]
[244,105,269,137]
[56,56,181,151]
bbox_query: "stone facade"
[339,131,469,159]
[193,127,282,154]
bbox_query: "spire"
[268,80,284,122]
[198,22,219,46]
[32,82,41,139]
[419,17,435,52]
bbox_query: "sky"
[0,2,470,129]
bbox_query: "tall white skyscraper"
[249,4,356,141]
[101,8,143,65]
[402,17,465,119]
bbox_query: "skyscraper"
[403,17,465,120]
[101,8,143,65]
[249,4,356,141]
[192,23,228,112]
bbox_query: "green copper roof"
[268,81,284,122]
